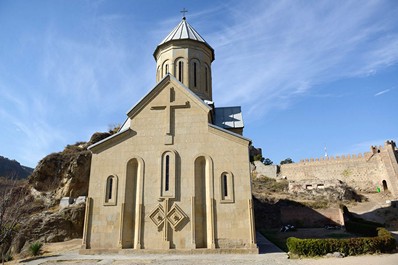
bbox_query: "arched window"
[193,62,197,87]
[105,175,118,205]
[156,66,160,81]
[107,177,113,200]
[175,58,184,83]
[223,174,228,197]
[220,172,234,203]
[161,150,177,198]
[165,155,170,191]
[204,66,209,92]
[162,60,170,78]
[178,61,183,81]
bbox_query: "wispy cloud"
[336,138,397,157]
[374,89,390,96]
[1,0,397,167]
[196,0,398,119]
[0,8,150,166]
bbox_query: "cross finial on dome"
[180,8,188,19]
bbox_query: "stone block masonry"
[279,141,398,197]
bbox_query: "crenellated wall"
[279,141,398,196]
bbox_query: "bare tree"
[0,177,30,264]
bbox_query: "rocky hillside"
[2,131,114,256]
[0,155,33,179]
[28,131,112,204]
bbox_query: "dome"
[159,17,208,45]
[154,18,214,61]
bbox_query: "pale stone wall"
[85,78,255,250]
[281,207,343,227]
[280,142,398,196]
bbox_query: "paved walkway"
[18,235,398,265]
[18,251,398,265]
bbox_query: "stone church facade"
[81,17,257,253]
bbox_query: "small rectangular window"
[223,174,228,197]
[205,67,208,92]
[161,151,176,198]
[178,61,183,81]
[165,155,170,191]
[107,178,113,200]
[221,172,234,203]
[194,62,197,87]
[104,175,118,206]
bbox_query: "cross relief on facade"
[150,87,190,145]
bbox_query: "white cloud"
[200,0,398,119]
[374,89,390,96]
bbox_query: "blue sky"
[1,0,397,168]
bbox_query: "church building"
[81,16,257,253]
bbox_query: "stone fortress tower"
[81,15,257,253]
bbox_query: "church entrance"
[194,156,208,248]
[193,155,215,249]
[121,158,143,249]
[382,180,388,192]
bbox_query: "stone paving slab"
[19,251,398,265]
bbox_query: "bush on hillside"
[28,241,43,256]
[256,176,288,192]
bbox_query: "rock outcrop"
[11,204,85,253]
[28,131,112,204]
[4,130,114,255]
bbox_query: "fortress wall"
[280,146,392,193]
[379,143,398,196]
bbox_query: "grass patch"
[29,241,43,256]
[302,200,329,209]
[255,176,288,193]
[260,229,288,251]
[327,233,353,239]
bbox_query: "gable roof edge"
[126,74,212,119]
[126,75,171,118]
[208,123,251,145]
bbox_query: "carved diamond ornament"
[148,202,187,231]
[149,204,165,228]
[166,203,188,230]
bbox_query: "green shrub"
[28,241,43,256]
[253,154,264,162]
[287,227,396,257]
[256,176,288,192]
[2,253,13,262]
